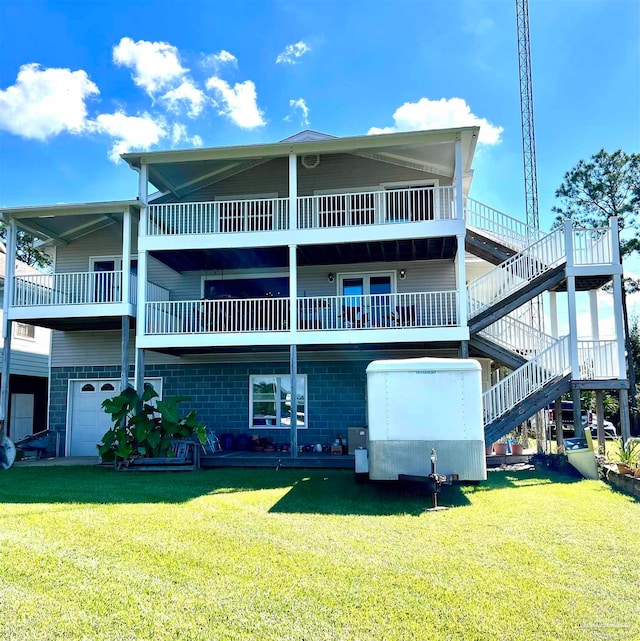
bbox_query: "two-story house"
[0,127,631,459]
[0,243,50,442]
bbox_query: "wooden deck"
[201,451,355,469]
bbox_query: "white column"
[0,218,17,431]
[549,291,559,338]
[454,136,463,220]
[290,344,298,459]
[134,165,148,393]
[289,153,297,231]
[564,220,579,380]
[456,233,467,329]
[589,289,599,341]
[121,317,130,392]
[121,207,132,305]
[289,244,297,335]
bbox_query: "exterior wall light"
[399,269,406,280]
[327,273,335,283]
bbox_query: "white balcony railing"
[297,291,458,330]
[479,314,556,359]
[577,340,619,379]
[13,272,168,308]
[572,228,613,266]
[146,186,457,237]
[144,290,459,335]
[147,198,291,236]
[297,186,456,230]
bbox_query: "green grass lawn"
[0,465,638,641]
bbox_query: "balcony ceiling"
[151,237,457,273]
[123,127,479,199]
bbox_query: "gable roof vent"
[301,154,320,169]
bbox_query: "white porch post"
[564,220,579,381]
[290,344,298,459]
[134,165,148,393]
[121,207,132,304]
[549,291,559,338]
[456,233,467,331]
[454,136,463,220]
[289,153,297,231]
[289,244,297,335]
[588,289,606,450]
[0,217,17,434]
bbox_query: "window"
[250,375,306,429]
[14,323,35,339]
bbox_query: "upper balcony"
[143,185,462,251]
[9,271,169,330]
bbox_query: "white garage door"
[68,378,162,457]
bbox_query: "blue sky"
[0,0,639,328]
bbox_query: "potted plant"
[509,437,524,456]
[493,439,508,456]
[612,439,639,476]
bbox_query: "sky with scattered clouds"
[0,0,638,328]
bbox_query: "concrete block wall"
[49,359,370,454]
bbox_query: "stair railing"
[483,336,570,425]
[478,314,557,359]
[464,198,545,250]
[467,228,565,319]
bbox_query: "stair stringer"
[470,334,527,370]
[484,374,572,445]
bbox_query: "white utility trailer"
[358,357,486,482]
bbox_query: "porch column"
[289,344,298,459]
[564,221,579,382]
[134,165,148,395]
[554,399,563,449]
[456,233,467,330]
[454,136,463,220]
[289,153,297,231]
[588,289,605,450]
[619,388,631,443]
[289,244,297,335]
[121,317,130,392]
[549,291,559,338]
[121,207,132,305]
[0,217,17,434]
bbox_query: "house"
[0,127,631,459]
[0,242,50,442]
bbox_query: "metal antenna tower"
[516,0,539,230]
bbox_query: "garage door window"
[81,384,95,392]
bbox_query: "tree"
[0,222,52,269]
[553,149,639,257]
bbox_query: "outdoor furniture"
[116,439,200,471]
[395,304,416,326]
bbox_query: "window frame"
[249,374,307,430]
[13,322,36,341]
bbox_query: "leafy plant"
[97,384,206,462]
[613,438,640,469]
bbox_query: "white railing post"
[456,233,467,329]
[0,217,17,429]
[454,136,463,220]
[609,217,626,380]
[122,206,132,305]
[289,244,297,334]
[289,153,297,231]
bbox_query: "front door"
[91,258,137,303]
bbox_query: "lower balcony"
[9,272,169,331]
[139,290,466,350]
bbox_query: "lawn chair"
[201,427,222,454]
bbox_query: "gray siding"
[165,154,448,203]
[0,348,49,378]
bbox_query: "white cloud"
[276,41,310,64]
[0,63,98,140]
[113,37,187,94]
[202,50,238,69]
[90,111,167,162]
[286,98,310,126]
[162,81,207,117]
[368,97,503,145]
[171,122,203,147]
[205,77,265,128]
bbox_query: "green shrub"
[97,384,206,462]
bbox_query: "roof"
[122,126,479,200]
[0,240,45,279]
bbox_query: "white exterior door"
[10,393,34,441]
[67,378,162,456]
